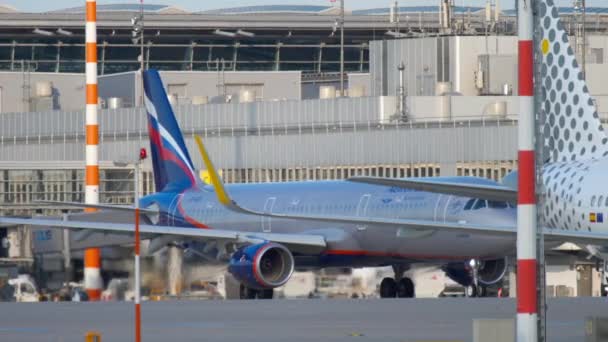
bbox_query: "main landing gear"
[380,265,415,298]
[239,284,274,299]
[465,259,487,298]
[465,283,487,298]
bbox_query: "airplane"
[1,0,608,299]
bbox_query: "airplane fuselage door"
[168,194,180,226]
[262,197,276,232]
[433,194,451,222]
[356,194,371,231]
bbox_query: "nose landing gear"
[239,284,274,299]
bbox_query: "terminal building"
[0,2,607,298]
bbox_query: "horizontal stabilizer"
[35,201,159,215]
[348,177,517,202]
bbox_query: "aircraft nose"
[489,208,517,226]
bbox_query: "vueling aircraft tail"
[143,70,199,192]
[540,0,608,163]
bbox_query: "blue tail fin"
[143,70,198,192]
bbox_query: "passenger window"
[591,196,597,207]
[464,199,475,210]
[472,199,486,210]
[600,196,605,207]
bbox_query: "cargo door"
[356,194,371,231]
[262,197,276,233]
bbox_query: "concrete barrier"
[473,318,515,342]
[585,317,608,342]
[85,331,101,342]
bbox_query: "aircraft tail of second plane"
[143,70,199,193]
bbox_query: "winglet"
[193,135,233,206]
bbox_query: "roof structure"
[0,4,17,13]
[48,3,186,14]
[502,7,608,15]
[353,6,485,15]
[201,5,336,15]
[4,2,606,16]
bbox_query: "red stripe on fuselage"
[518,150,536,204]
[177,194,209,229]
[518,40,534,96]
[517,259,537,314]
[324,250,476,261]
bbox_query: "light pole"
[133,148,145,342]
[339,0,344,96]
[573,0,586,77]
[132,1,144,106]
[113,146,147,342]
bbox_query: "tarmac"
[0,297,606,342]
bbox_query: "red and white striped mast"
[516,0,538,341]
[84,0,103,302]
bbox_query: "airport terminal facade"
[1,3,608,297]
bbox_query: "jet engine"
[228,242,295,289]
[443,258,508,286]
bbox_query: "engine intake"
[228,242,295,289]
[443,258,508,287]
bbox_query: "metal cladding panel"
[0,120,518,168]
[0,96,518,168]
[382,38,438,97]
[182,123,518,169]
[369,41,383,97]
[98,72,137,106]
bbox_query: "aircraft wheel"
[465,284,478,298]
[259,289,274,299]
[380,278,397,298]
[478,286,487,298]
[601,286,607,297]
[239,284,258,299]
[397,277,415,298]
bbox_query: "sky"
[2,0,607,13]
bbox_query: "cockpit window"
[464,199,511,211]
[488,201,508,209]
[472,199,487,210]
[464,199,475,210]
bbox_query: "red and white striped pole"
[84,0,103,301]
[516,0,537,341]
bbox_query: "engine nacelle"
[228,242,295,289]
[443,258,508,287]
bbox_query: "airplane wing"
[348,177,517,203]
[0,217,326,254]
[193,135,608,246]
